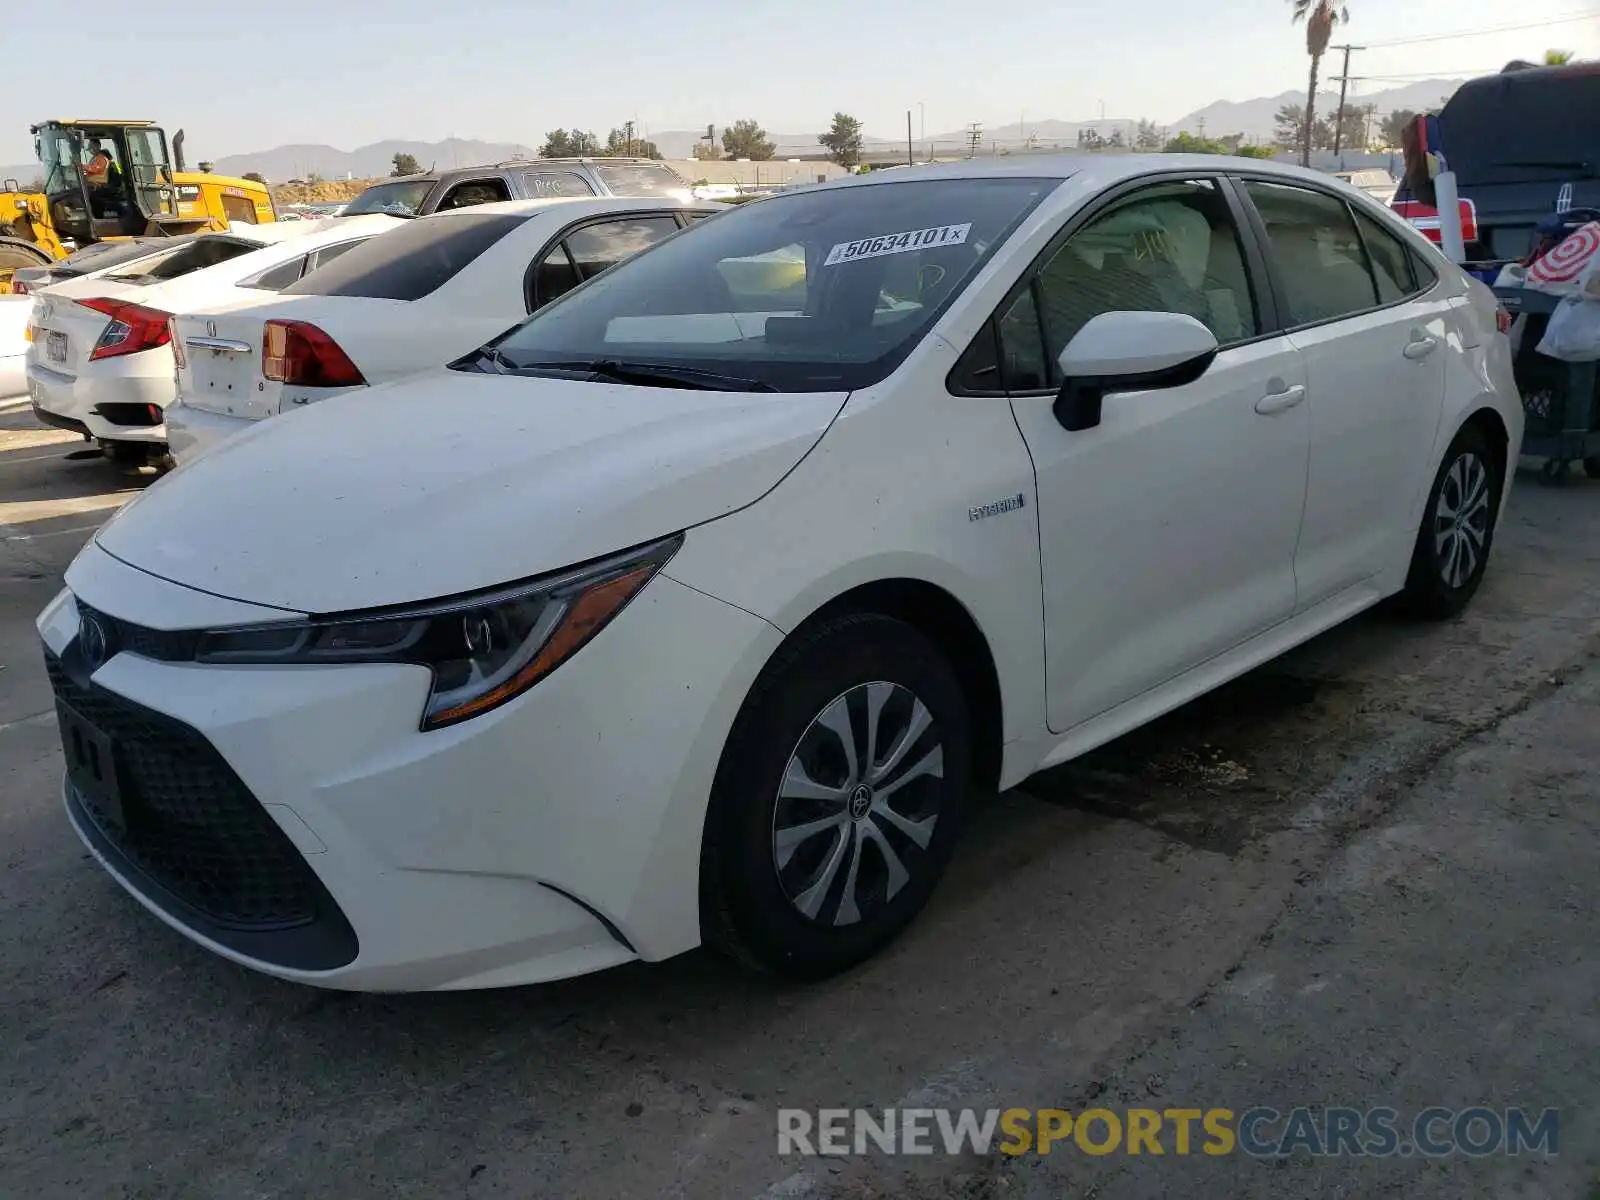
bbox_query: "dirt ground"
[2,399,1599,1199]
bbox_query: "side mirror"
[1053,310,1219,432]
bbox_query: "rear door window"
[280,212,528,301]
[1242,180,1378,325]
[1351,208,1418,304]
[565,216,681,279]
[240,256,308,291]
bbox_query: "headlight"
[192,535,681,730]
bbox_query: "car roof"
[808,153,1346,192]
[414,196,720,222]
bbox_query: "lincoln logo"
[206,320,217,338]
[79,612,111,670]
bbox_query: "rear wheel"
[1397,424,1501,619]
[701,613,970,978]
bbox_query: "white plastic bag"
[1524,222,1600,298]
[1535,294,1600,362]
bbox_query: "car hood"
[95,368,848,612]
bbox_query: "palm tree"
[1290,0,1348,167]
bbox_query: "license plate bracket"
[57,699,125,827]
[46,330,67,364]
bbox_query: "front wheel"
[1397,425,1501,619]
[701,613,971,978]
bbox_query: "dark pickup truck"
[1392,61,1600,264]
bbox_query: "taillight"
[262,320,365,387]
[78,297,173,360]
[11,280,29,296]
[169,317,186,369]
[1496,307,1513,335]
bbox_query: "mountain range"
[0,80,1462,184]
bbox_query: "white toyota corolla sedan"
[39,156,1521,991]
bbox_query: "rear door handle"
[1403,334,1440,360]
[1255,384,1306,415]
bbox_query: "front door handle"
[1255,384,1307,415]
[1403,334,1440,360]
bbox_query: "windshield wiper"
[451,345,519,374]
[512,358,777,392]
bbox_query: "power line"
[1358,10,1599,49]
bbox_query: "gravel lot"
[2,400,1598,1199]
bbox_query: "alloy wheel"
[1432,450,1491,590]
[771,681,945,927]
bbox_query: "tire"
[701,613,971,978]
[0,239,50,291]
[1397,424,1502,619]
[104,442,153,467]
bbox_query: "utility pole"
[623,120,635,157]
[1331,44,1362,155]
[966,123,983,159]
[907,110,914,166]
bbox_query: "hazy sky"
[7,0,1597,164]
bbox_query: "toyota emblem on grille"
[79,611,112,670]
[206,319,217,338]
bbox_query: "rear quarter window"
[279,212,528,301]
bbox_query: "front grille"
[45,645,358,970]
[75,601,198,663]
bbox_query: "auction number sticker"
[824,223,971,266]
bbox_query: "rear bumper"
[28,360,170,446]
[165,398,256,464]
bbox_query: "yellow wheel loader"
[1,119,276,292]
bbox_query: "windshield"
[105,237,262,284]
[487,176,1055,392]
[342,179,434,217]
[594,163,692,198]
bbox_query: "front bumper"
[165,397,255,464]
[28,360,171,446]
[41,541,783,991]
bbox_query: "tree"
[242,171,267,185]
[604,128,661,158]
[1544,49,1576,65]
[1378,109,1415,149]
[1162,131,1223,154]
[1106,128,1126,150]
[691,142,721,161]
[722,119,776,161]
[1234,144,1278,159]
[1273,103,1306,149]
[539,129,601,158]
[1290,0,1348,166]
[1133,119,1163,152]
[1077,128,1106,151]
[818,113,864,168]
[390,152,421,177]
